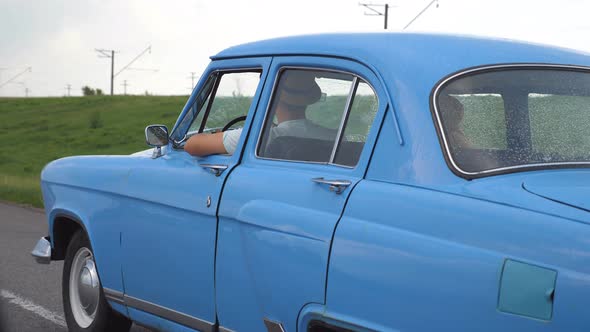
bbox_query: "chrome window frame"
[255,66,379,168]
[432,63,590,179]
[172,67,263,147]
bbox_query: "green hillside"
[0,96,187,207]
[0,94,366,208]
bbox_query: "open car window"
[171,70,261,145]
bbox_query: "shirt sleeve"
[222,128,242,154]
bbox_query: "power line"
[359,3,395,29]
[114,45,152,77]
[95,45,152,96]
[0,67,32,89]
[403,0,439,30]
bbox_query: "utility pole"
[403,0,439,30]
[121,80,129,95]
[359,3,393,29]
[66,84,71,97]
[96,45,151,96]
[95,49,116,95]
[188,72,196,89]
[25,87,30,98]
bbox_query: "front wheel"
[62,230,131,332]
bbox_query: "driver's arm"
[184,128,241,157]
[184,132,227,157]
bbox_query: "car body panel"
[214,56,388,332]
[327,179,590,331]
[119,56,272,323]
[523,171,590,211]
[37,33,590,331]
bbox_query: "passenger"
[184,71,333,157]
[439,94,471,149]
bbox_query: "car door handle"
[200,164,228,177]
[311,177,351,194]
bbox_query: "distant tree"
[144,90,151,96]
[96,88,104,96]
[82,86,96,96]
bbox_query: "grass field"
[1,93,588,207]
[0,96,187,207]
[0,94,374,208]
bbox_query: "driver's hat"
[277,71,321,107]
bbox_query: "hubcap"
[69,247,99,328]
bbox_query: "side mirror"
[145,125,169,159]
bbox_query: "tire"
[62,230,132,332]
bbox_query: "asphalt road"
[0,202,149,332]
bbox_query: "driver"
[184,71,331,157]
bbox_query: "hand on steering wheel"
[222,115,247,131]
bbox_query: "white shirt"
[222,119,335,155]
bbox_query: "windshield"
[434,67,590,177]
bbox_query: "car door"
[215,57,387,332]
[120,57,271,331]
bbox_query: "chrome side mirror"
[145,125,169,159]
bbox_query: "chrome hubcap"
[69,247,99,328]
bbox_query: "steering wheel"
[222,115,247,131]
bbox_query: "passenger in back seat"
[439,94,472,150]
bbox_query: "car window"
[171,73,217,141]
[333,81,379,166]
[451,93,507,150]
[257,68,379,166]
[529,93,590,158]
[188,71,261,134]
[436,68,590,175]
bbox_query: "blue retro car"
[32,33,590,332]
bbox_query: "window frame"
[431,63,590,179]
[170,67,263,146]
[254,66,379,168]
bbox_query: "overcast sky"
[1,0,590,97]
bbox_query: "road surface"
[0,201,149,332]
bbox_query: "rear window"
[434,67,590,176]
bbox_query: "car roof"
[213,33,590,186]
[212,32,590,80]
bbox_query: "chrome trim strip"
[254,65,378,168]
[264,318,286,332]
[432,63,590,177]
[103,288,125,305]
[329,77,359,163]
[31,237,52,264]
[124,295,215,332]
[219,327,236,332]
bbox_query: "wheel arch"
[298,303,388,332]
[49,209,90,261]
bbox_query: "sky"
[1,0,590,97]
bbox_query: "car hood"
[523,170,590,213]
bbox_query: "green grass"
[6,93,586,208]
[0,95,188,207]
[0,94,374,208]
